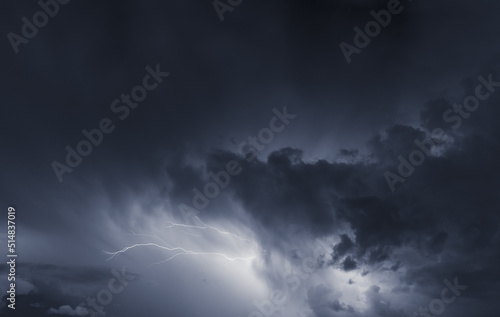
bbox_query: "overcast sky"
[1,0,500,316]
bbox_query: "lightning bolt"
[104,243,256,263]
[104,217,259,265]
[164,216,251,242]
[128,231,173,247]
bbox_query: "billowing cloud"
[1,0,500,316]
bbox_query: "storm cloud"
[1,0,500,316]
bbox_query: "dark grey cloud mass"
[1,0,500,316]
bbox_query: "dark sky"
[1,0,500,316]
